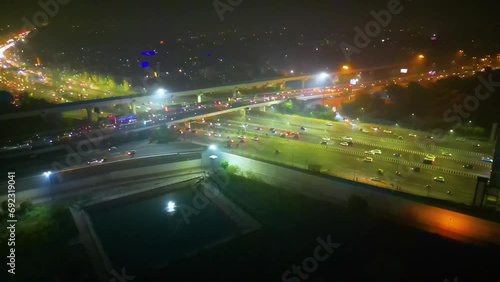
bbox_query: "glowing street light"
[43,171,52,177]
[418,54,425,59]
[317,72,329,80]
[209,145,217,150]
[342,65,349,70]
[156,88,166,97]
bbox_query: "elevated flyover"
[0,64,404,121]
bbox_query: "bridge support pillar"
[259,106,266,112]
[86,107,93,123]
[130,102,137,114]
[233,87,239,98]
[197,92,203,103]
[280,81,286,90]
[302,80,306,89]
[184,122,191,129]
[239,109,246,117]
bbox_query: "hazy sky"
[0,0,497,39]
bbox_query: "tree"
[220,161,229,169]
[19,200,34,214]
[1,199,8,212]
[227,165,240,175]
[107,77,117,89]
[123,80,130,92]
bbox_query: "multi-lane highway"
[182,112,491,205]
[1,139,203,180]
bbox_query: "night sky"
[0,0,498,39]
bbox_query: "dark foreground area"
[144,175,499,282]
[2,175,499,282]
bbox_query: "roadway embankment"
[1,153,203,204]
[205,151,500,246]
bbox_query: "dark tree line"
[342,68,500,134]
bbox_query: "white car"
[361,129,369,133]
[108,146,117,151]
[238,135,246,139]
[481,157,493,163]
[252,137,259,141]
[341,136,352,141]
[372,149,382,154]
[408,133,417,137]
[213,133,222,137]
[204,132,212,136]
[383,130,392,134]
[426,154,437,159]
[365,150,375,155]
[325,123,333,126]
[433,176,445,182]
[441,152,452,156]
[364,157,373,162]
[340,142,349,146]
[322,137,331,141]
[370,177,382,182]
[87,158,104,165]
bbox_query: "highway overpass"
[0,64,404,121]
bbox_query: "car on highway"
[426,154,437,159]
[228,139,235,143]
[412,167,421,172]
[256,127,263,130]
[433,176,445,182]
[127,150,136,156]
[269,128,276,133]
[372,149,382,154]
[87,158,104,165]
[371,127,379,131]
[424,135,434,139]
[238,135,246,140]
[252,137,259,141]
[397,136,404,140]
[341,136,353,141]
[322,137,331,141]
[213,133,222,137]
[441,152,452,156]
[293,134,301,139]
[204,132,212,136]
[423,157,435,164]
[280,133,286,138]
[209,155,218,160]
[360,129,369,133]
[108,146,117,151]
[463,164,474,169]
[383,130,392,133]
[364,157,373,162]
[393,153,402,157]
[321,141,328,145]
[340,142,349,146]
[300,126,306,131]
[481,157,493,163]
[365,150,375,155]
[240,138,247,143]
[370,177,382,182]
[325,123,333,126]
[408,133,417,137]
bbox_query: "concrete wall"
[204,151,500,246]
